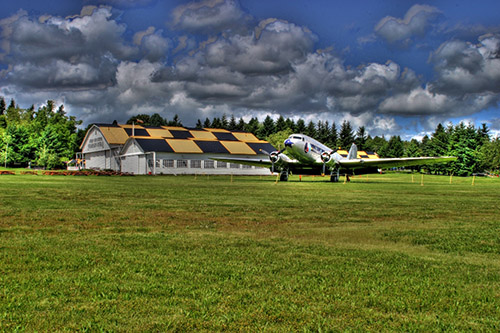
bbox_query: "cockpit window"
[292,136,302,140]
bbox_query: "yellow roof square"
[146,128,173,138]
[232,132,259,142]
[100,127,129,145]
[166,139,203,153]
[220,141,256,155]
[204,128,230,133]
[189,130,217,140]
[162,126,187,131]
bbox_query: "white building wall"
[113,137,273,176]
[81,127,122,171]
[119,152,271,175]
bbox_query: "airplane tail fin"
[348,143,358,160]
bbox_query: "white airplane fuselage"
[283,134,335,164]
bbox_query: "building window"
[204,160,214,169]
[177,160,188,168]
[147,159,153,168]
[216,161,227,168]
[230,163,240,169]
[191,160,202,168]
[156,159,160,168]
[163,159,174,168]
[242,164,252,169]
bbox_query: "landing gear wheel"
[280,171,289,181]
[330,174,339,182]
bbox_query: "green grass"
[0,172,499,330]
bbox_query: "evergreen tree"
[2,124,32,166]
[237,117,246,131]
[23,105,35,123]
[228,115,237,130]
[430,123,449,156]
[404,139,421,157]
[211,117,221,128]
[428,123,450,174]
[305,120,316,138]
[327,122,338,149]
[478,123,490,143]
[6,99,21,124]
[245,117,260,135]
[168,114,182,126]
[478,137,500,173]
[8,99,15,110]
[285,118,295,132]
[355,126,367,151]
[384,135,404,158]
[420,135,433,157]
[275,115,287,132]
[448,122,481,176]
[0,97,5,115]
[221,114,229,129]
[338,120,354,149]
[316,120,329,143]
[203,117,211,128]
[195,119,203,129]
[258,116,275,139]
[365,135,387,154]
[295,119,306,133]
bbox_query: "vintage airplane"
[213,133,457,182]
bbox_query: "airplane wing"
[210,156,273,168]
[337,156,457,169]
[210,155,300,169]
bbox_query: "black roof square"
[135,139,174,152]
[124,128,150,137]
[213,132,238,141]
[246,142,277,155]
[194,140,230,154]
[170,130,193,139]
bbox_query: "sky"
[1,0,500,140]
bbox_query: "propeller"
[321,151,332,176]
[261,146,287,173]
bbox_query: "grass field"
[0,171,499,331]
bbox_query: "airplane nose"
[284,139,293,147]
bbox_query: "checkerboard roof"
[92,123,274,155]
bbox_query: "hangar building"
[79,123,276,175]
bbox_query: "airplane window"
[292,136,302,140]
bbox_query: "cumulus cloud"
[1,6,138,91]
[170,0,252,34]
[430,34,500,95]
[84,0,157,9]
[375,4,441,45]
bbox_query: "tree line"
[1,100,498,175]
[129,113,500,176]
[0,98,83,169]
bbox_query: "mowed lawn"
[0,172,499,331]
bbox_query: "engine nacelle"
[321,151,332,163]
[270,151,281,163]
